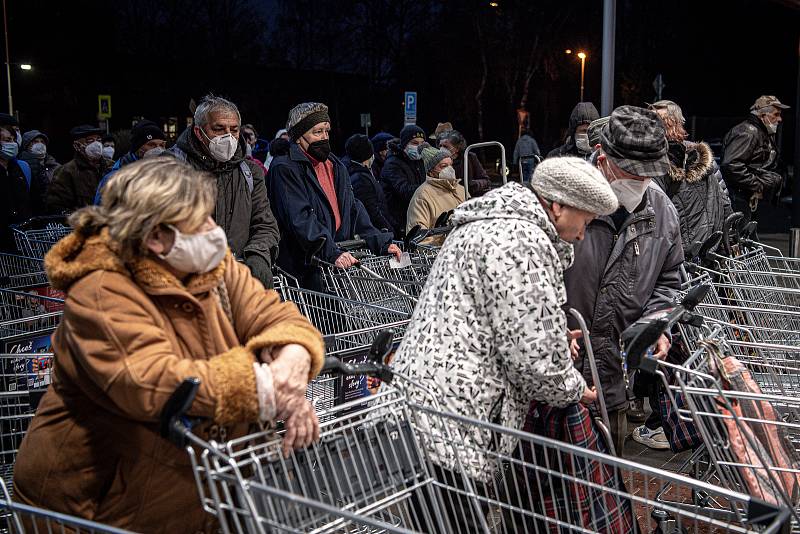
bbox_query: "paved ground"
[620,398,691,472]
[758,233,790,255]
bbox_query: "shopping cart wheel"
[651,509,688,534]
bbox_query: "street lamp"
[577,52,587,101]
[20,64,31,71]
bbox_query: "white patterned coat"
[393,182,587,482]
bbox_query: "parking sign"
[404,91,417,125]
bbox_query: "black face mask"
[306,139,331,161]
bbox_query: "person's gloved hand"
[468,178,491,197]
[245,253,274,289]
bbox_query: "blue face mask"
[0,141,18,160]
[405,145,422,161]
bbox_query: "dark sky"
[3,0,799,163]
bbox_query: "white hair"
[194,94,240,127]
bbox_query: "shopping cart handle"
[160,377,201,446]
[336,239,368,251]
[697,231,722,262]
[404,226,423,250]
[320,356,394,384]
[722,212,744,255]
[368,330,395,364]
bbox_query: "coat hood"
[451,182,574,269]
[175,127,246,172]
[45,227,227,294]
[569,102,600,136]
[668,141,715,183]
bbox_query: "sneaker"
[632,425,670,450]
[627,398,646,423]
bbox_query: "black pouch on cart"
[254,418,422,529]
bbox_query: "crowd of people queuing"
[2,90,791,530]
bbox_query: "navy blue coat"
[267,143,393,287]
[343,156,396,233]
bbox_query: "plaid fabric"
[600,105,669,178]
[522,401,637,533]
[659,366,703,453]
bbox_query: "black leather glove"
[245,253,274,289]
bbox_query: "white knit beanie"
[531,157,618,215]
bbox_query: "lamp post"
[3,0,11,115]
[577,52,587,101]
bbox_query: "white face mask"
[158,224,228,273]
[142,146,166,159]
[30,142,47,156]
[765,119,779,134]
[438,165,456,180]
[575,132,591,154]
[201,129,238,162]
[610,177,651,212]
[102,146,115,159]
[84,140,104,159]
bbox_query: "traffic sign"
[404,91,417,125]
[652,74,666,101]
[98,94,112,119]
[360,113,371,128]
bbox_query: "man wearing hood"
[547,102,600,159]
[19,129,60,215]
[565,106,683,455]
[394,157,618,529]
[369,131,394,179]
[168,94,280,288]
[721,95,788,222]
[380,124,428,237]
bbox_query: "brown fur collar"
[45,228,227,294]
[668,141,714,184]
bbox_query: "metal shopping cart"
[0,479,132,533]
[161,355,789,533]
[0,255,48,291]
[10,217,71,260]
[0,289,62,494]
[275,276,412,413]
[621,286,800,528]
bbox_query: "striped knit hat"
[286,102,331,141]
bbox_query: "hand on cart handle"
[270,344,313,420]
[334,252,359,269]
[568,329,582,361]
[386,243,403,261]
[282,399,320,457]
[580,386,597,405]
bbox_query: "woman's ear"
[144,225,170,256]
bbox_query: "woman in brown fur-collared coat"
[13,158,325,533]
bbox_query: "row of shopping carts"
[0,208,798,533]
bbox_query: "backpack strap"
[16,159,31,189]
[240,161,253,194]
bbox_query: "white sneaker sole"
[632,430,670,450]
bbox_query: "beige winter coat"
[406,177,466,245]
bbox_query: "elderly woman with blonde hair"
[13,158,325,532]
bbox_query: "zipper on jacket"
[634,241,640,256]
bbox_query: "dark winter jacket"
[0,159,33,251]
[654,141,733,252]
[453,152,491,197]
[565,184,683,412]
[46,152,111,214]
[547,102,599,159]
[93,152,139,205]
[267,143,393,288]
[380,140,426,236]
[343,156,395,232]
[169,128,280,267]
[18,151,59,215]
[721,114,783,201]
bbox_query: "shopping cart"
[10,217,71,260]
[275,276,411,413]
[161,356,788,533]
[0,255,47,291]
[0,289,62,493]
[0,479,132,533]
[317,242,426,315]
[622,288,800,528]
